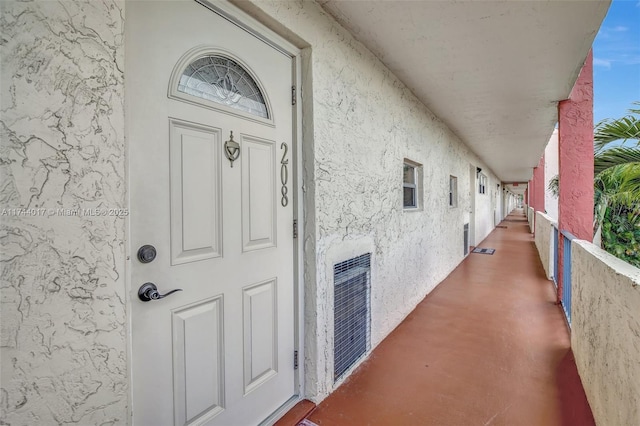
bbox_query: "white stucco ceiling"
[319,0,610,183]
[505,183,527,195]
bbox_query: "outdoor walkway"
[291,209,594,425]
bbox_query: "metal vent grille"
[334,253,371,382]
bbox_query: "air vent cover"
[333,253,371,381]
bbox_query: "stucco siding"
[558,51,594,243]
[544,129,559,221]
[0,0,505,418]
[571,241,640,426]
[239,0,500,401]
[0,1,128,424]
[534,212,556,279]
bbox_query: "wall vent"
[333,253,371,382]
[464,223,470,256]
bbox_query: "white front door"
[127,2,296,424]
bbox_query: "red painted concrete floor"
[299,210,594,426]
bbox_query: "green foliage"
[594,103,640,267]
[550,103,640,267]
[594,146,640,174]
[600,204,640,268]
[594,164,640,230]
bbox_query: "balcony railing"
[534,211,640,425]
[541,218,574,327]
[560,230,577,327]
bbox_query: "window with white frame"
[449,175,458,207]
[478,173,487,194]
[403,160,422,209]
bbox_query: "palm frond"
[594,146,640,174]
[595,164,640,207]
[621,172,640,197]
[628,101,640,116]
[594,116,640,152]
[618,163,640,199]
[591,103,640,259]
[548,174,559,198]
[593,163,640,235]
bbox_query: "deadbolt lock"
[137,245,157,263]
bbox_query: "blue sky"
[593,0,640,124]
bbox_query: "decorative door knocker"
[280,142,289,207]
[224,131,240,167]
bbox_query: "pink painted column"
[557,49,594,301]
[532,155,546,235]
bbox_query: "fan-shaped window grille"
[178,55,269,118]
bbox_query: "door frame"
[468,164,476,250]
[124,1,305,423]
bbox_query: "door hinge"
[294,350,299,370]
[291,85,297,106]
[293,219,298,239]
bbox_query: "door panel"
[242,136,277,251]
[169,120,223,264]
[127,1,296,425]
[243,279,278,394]
[172,297,225,425]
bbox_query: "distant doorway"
[468,164,476,250]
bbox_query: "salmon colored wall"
[558,50,594,297]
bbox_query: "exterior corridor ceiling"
[505,183,527,196]
[318,0,610,182]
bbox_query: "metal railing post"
[560,230,577,327]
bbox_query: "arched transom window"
[177,55,269,119]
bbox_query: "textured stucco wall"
[503,192,517,218]
[544,129,559,221]
[558,51,593,242]
[558,50,593,299]
[0,2,128,424]
[237,0,499,401]
[528,207,535,233]
[0,0,504,416]
[571,241,640,426]
[533,154,545,216]
[534,212,556,279]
